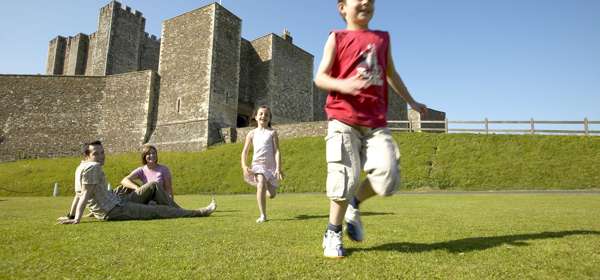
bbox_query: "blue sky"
[0,0,598,122]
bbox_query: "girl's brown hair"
[141,144,158,165]
[252,105,272,128]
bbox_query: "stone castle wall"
[100,71,159,153]
[0,1,416,162]
[85,33,97,75]
[46,37,66,75]
[312,84,328,121]
[245,35,272,112]
[237,38,259,123]
[0,75,105,161]
[64,34,89,75]
[207,6,241,145]
[140,34,160,72]
[0,71,157,161]
[387,88,409,126]
[106,3,146,75]
[149,5,217,151]
[270,35,314,124]
[225,121,328,144]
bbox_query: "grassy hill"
[1,133,599,196]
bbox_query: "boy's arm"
[386,43,427,116]
[314,33,369,95]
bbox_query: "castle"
[0,1,408,162]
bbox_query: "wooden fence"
[388,118,600,136]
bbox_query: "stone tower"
[238,33,314,126]
[150,3,241,150]
[46,1,160,76]
[90,1,145,75]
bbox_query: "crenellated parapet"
[46,36,67,75]
[144,32,160,43]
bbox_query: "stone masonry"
[0,71,157,161]
[0,1,413,162]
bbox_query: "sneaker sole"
[324,255,345,259]
[346,224,364,242]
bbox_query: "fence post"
[444,118,448,133]
[530,118,535,135]
[584,117,589,136]
[53,183,59,197]
[484,118,489,134]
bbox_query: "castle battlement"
[144,32,159,42]
[100,1,145,22]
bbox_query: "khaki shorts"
[325,120,401,201]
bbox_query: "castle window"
[176,98,181,114]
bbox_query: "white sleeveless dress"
[244,128,279,188]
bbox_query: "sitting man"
[57,141,216,224]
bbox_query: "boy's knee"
[368,167,400,196]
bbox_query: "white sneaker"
[256,215,267,223]
[323,230,346,258]
[345,204,364,242]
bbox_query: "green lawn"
[1,193,599,279]
[1,133,599,197]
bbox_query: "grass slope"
[1,133,599,196]
[0,193,599,279]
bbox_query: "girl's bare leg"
[256,174,267,222]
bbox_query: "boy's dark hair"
[141,144,158,165]
[251,105,272,128]
[82,140,102,156]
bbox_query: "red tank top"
[325,29,390,128]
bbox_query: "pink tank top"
[325,29,390,128]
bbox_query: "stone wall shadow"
[348,230,600,255]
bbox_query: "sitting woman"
[120,144,175,200]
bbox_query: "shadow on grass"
[348,230,600,255]
[281,211,394,221]
[215,210,241,213]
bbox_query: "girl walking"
[241,105,284,223]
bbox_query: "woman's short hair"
[141,144,158,165]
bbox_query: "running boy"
[315,0,428,258]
